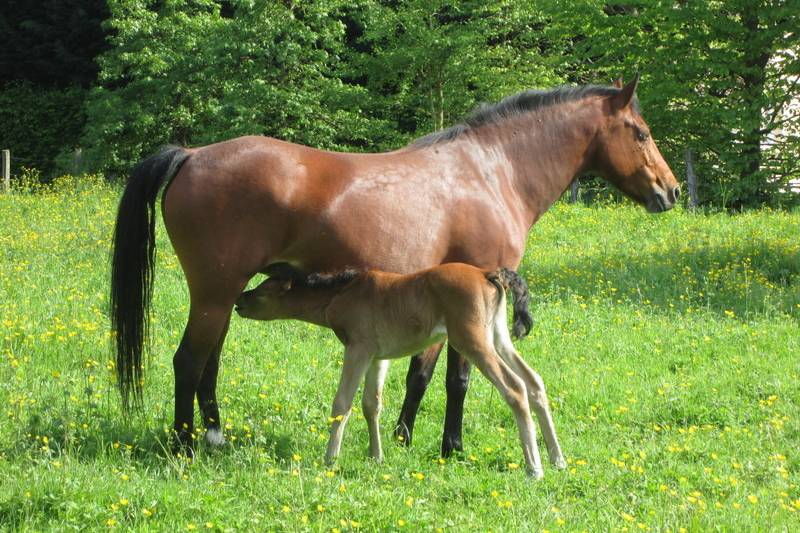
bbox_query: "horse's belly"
[375,323,448,360]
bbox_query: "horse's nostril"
[673,186,681,201]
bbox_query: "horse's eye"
[636,130,649,142]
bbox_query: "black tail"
[110,146,190,410]
[487,267,533,339]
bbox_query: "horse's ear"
[612,77,623,89]
[612,73,639,110]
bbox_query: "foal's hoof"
[527,468,544,480]
[552,457,567,470]
[204,427,226,447]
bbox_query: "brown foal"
[235,263,565,478]
[110,76,679,455]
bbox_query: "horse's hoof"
[393,424,412,447]
[171,429,195,459]
[552,457,567,470]
[205,428,226,446]
[440,437,463,458]
[527,468,544,480]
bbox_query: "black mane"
[410,84,638,148]
[301,270,361,289]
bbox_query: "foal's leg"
[196,316,230,446]
[393,342,444,446]
[453,340,544,479]
[326,347,372,465]
[442,345,471,457]
[362,360,390,462]
[494,332,566,468]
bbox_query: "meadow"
[0,178,798,531]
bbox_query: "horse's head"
[592,75,680,213]
[234,278,291,320]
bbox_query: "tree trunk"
[738,10,772,203]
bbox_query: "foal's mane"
[409,84,639,149]
[301,270,361,289]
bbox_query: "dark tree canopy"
[0,0,109,88]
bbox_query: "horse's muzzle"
[647,185,679,213]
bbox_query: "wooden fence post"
[569,178,579,203]
[1,150,9,193]
[685,148,698,209]
[73,148,83,175]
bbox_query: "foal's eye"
[635,130,649,142]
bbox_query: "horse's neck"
[479,100,601,227]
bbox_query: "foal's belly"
[375,322,448,360]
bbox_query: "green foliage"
[541,0,800,208]
[351,1,562,138]
[0,0,108,88]
[83,0,381,176]
[1,188,798,529]
[0,82,88,178]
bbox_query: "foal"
[234,263,565,478]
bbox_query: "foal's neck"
[278,286,341,327]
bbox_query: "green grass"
[1,180,798,531]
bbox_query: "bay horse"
[110,76,680,455]
[234,263,565,479]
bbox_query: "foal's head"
[235,278,292,321]
[592,75,680,213]
[235,269,361,322]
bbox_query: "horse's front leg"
[326,347,372,465]
[442,344,472,457]
[362,359,390,462]
[393,343,444,446]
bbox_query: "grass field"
[1,179,798,531]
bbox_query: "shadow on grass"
[5,407,299,466]
[524,236,799,319]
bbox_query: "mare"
[234,263,565,479]
[110,76,679,455]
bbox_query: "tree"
[82,0,380,176]
[0,0,108,176]
[352,1,562,140]
[542,0,800,207]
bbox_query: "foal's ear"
[611,73,639,110]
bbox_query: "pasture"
[1,179,798,531]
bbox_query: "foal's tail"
[487,268,533,339]
[110,146,190,410]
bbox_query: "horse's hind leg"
[393,342,444,446]
[172,275,246,456]
[493,329,565,469]
[455,341,544,479]
[196,316,230,446]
